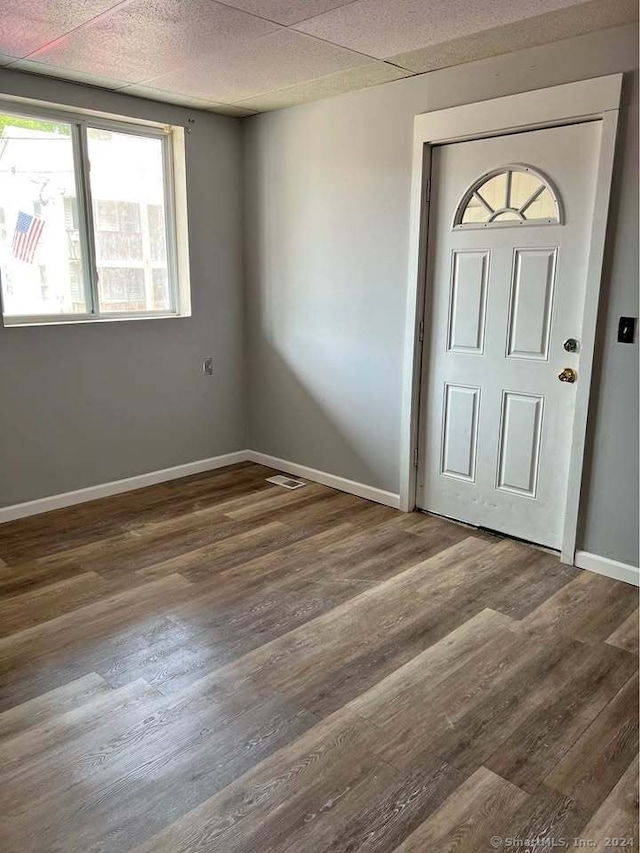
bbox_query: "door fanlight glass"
[454,165,562,228]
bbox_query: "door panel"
[417,121,601,549]
[496,392,544,497]
[506,248,557,360]
[441,384,480,481]
[447,250,489,354]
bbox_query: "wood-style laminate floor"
[0,461,637,853]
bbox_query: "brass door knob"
[558,367,577,383]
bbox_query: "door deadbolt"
[558,367,577,384]
[563,338,579,353]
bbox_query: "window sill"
[2,311,191,328]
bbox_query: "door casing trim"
[400,74,623,564]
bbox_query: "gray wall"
[0,71,245,507]
[244,24,639,566]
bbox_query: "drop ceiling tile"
[118,84,255,115]
[115,84,259,117]
[0,0,117,59]
[205,103,259,117]
[293,0,592,58]
[0,54,19,67]
[147,29,368,103]
[234,61,411,111]
[217,0,357,26]
[9,58,130,90]
[29,0,280,84]
[117,84,227,110]
[390,0,639,72]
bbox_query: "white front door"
[417,121,602,549]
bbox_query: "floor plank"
[518,570,638,645]
[485,641,637,791]
[0,672,110,742]
[507,784,591,853]
[580,759,639,849]
[0,571,118,637]
[545,674,639,811]
[606,607,639,655]
[391,767,528,853]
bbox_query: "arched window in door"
[454,165,562,227]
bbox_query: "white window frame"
[0,97,191,326]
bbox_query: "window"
[0,102,189,325]
[454,165,561,227]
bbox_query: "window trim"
[0,97,191,327]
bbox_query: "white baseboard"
[1,455,634,586]
[245,450,401,509]
[0,450,250,524]
[575,550,639,587]
[0,448,402,524]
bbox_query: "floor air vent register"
[265,474,307,490]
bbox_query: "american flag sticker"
[12,211,45,264]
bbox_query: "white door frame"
[399,74,622,564]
